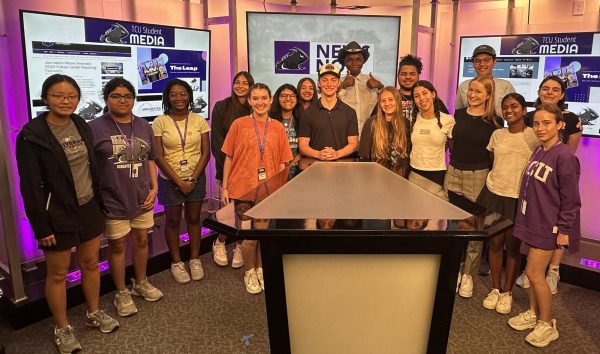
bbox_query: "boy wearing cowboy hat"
[337,41,383,137]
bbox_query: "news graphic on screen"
[247,12,400,91]
[20,11,210,121]
[458,32,600,137]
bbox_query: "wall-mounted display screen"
[458,33,600,137]
[247,12,400,91]
[20,10,210,121]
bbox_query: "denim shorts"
[157,174,206,207]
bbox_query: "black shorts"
[40,197,105,251]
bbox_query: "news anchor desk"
[204,161,511,354]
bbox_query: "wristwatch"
[188,177,197,184]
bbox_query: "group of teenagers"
[17,41,581,352]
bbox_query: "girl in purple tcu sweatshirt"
[508,103,581,348]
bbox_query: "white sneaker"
[189,259,205,281]
[483,288,500,310]
[495,292,513,314]
[546,270,559,295]
[85,309,120,333]
[525,319,559,347]
[232,244,244,269]
[244,268,262,294]
[114,289,137,317]
[54,325,81,354]
[458,274,473,298]
[212,240,228,266]
[516,272,530,289]
[508,309,538,331]
[256,267,265,291]
[171,262,191,284]
[131,278,164,302]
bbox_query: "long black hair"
[410,80,442,131]
[162,79,194,114]
[502,92,527,110]
[296,77,318,108]
[102,77,135,101]
[269,83,301,130]
[41,74,81,102]
[224,71,255,128]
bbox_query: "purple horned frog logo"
[512,37,540,55]
[100,23,129,44]
[276,47,309,70]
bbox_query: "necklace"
[399,91,411,102]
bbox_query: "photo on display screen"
[246,12,400,91]
[458,32,600,137]
[20,10,211,121]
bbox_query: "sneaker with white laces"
[131,278,164,302]
[171,262,191,283]
[483,288,500,309]
[212,240,228,266]
[189,258,205,281]
[458,274,473,298]
[495,292,513,314]
[244,268,262,294]
[516,272,530,289]
[232,244,244,269]
[54,325,81,354]
[546,270,560,295]
[114,289,137,317]
[525,319,559,347]
[85,309,119,333]
[508,309,538,330]
[256,267,265,291]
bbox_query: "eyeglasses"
[109,93,135,101]
[473,58,493,65]
[169,92,189,99]
[280,94,297,99]
[48,93,79,102]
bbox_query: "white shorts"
[105,210,155,240]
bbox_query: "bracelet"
[150,189,158,194]
[221,186,228,190]
[187,177,197,184]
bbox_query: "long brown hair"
[469,76,499,127]
[371,87,409,160]
[224,71,255,128]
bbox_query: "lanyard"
[251,114,269,166]
[113,117,135,152]
[283,116,294,138]
[170,114,189,158]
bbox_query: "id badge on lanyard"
[180,159,190,172]
[257,167,267,181]
[171,115,190,172]
[252,115,270,182]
